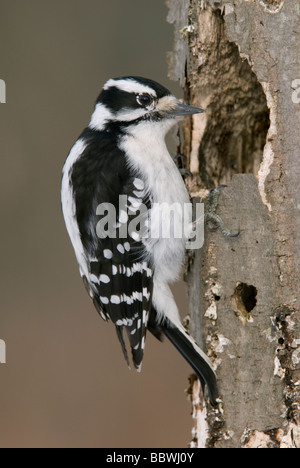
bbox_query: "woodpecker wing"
[69,128,153,370]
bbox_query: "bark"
[167,0,300,448]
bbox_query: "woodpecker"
[61,76,217,405]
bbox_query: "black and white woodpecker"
[61,76,217,405]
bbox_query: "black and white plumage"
[61,76,217,405]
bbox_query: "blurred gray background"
[0,0,192,448]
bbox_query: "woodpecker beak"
[168,102,204,116]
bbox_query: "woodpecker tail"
[161,322,218,406]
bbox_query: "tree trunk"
[167,0,300,448]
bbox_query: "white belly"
[120,121,191,284]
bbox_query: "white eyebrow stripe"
[103,79,156,97]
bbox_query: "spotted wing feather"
[70,128,153,369]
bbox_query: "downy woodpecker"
[61,76,217,405]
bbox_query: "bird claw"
[205,185,240,238]
[179,168,193,178]
[173,154,192,178]
[173,153,183,163]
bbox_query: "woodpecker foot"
[205,185,240,238]
[179,168,193,178]
[173,154,192,178]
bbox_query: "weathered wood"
[168,0,300,448]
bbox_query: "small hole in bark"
[237,283,257,312]
[231,282,257,324]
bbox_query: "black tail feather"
[115,326,130,368]
[162,324,218,406]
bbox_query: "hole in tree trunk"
[231,282,258,325]
[185,8,270,187]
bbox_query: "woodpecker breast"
[119,120,191,284]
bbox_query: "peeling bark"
[167,0,300,448]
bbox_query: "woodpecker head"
[89,76,203,133]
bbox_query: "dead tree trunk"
[167,0,300,448]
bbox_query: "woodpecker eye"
[136,94,153,107]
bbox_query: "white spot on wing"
[117,244,125,254]
[133,178,145,190]
[100,296,109,305]
[90,274,100,284]
[124,242,131,252]
[99,274,110,284]
[111,295,121,304]
[142,310,147,324]
[132,291,143,302]
[126,267,132,277]
[116,319,128,326]
[103,249,113,259]
[124,294,133,305]
[143,288,151,301]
